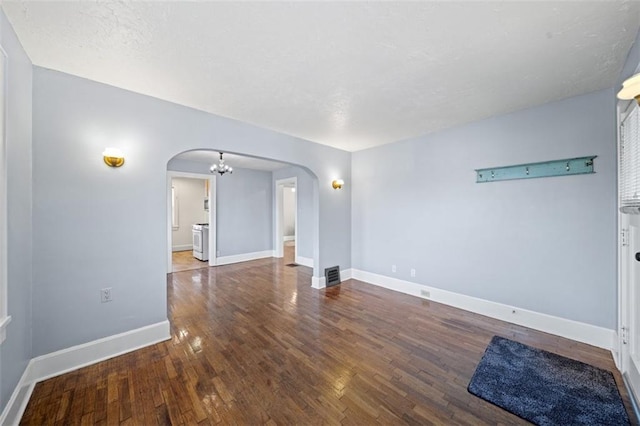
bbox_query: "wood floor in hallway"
[171,250,209,273]
[20,257,634,425]
[172,243,295,273]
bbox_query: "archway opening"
[165,149,320,278]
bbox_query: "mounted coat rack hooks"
[476,156,597,183]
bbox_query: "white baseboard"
[350,269,615,350]
[312,267,353,289]
[612,332,621,370]
[216,250,274,266]
[283,235,295,242]
[341,268,353,281]
[311,276,326,289]
[0,365,36,426]
[172,244,192,252]
[26,320,170,383]
[1,320,170,425]
[295,256,314,268]
[0,315,12,344]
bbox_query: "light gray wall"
[217,168,273,256]
[171,177,207,250]
[273,166,315,261]
[283,189,295,237]
[33,67,350,356]
[352,88,616,329]
[0,9,33,414]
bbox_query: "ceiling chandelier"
[210,152,233,175]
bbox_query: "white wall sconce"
[332,179,344,190]
[618,73,640,105]
[102,148,125,167]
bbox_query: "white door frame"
[167,171,217,273]
[618,99,627,371]
[618,213,640,414]
[274,177,297,260]
[617,99,640,415]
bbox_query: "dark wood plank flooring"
[20,257,635,424]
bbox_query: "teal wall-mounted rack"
[476,156,597,183]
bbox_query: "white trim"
[341,268,353,281]
[171,184,179,229]
[0,45,8,345]
[0,320,170,425]
[283,235,295,242]
[295,256,314,268]
[294,186,298,264]
[172,244,192,252]
[274,177,297,259]
[613,331,621,370]
[623,373,640,423]
[216,250,274,266]
[311,276,326,289]
[618,99,626,371]
[208,175,217,268]
[0,314,11,344]
[26,320,170,384]
[312,267,351,288]
[351,269,615,350]
[0,360,35,426]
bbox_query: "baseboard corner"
[0,361,36,426]
[27,320,171,384]
[311,276,326,289]
[341,268,353,281]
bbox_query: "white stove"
[192,223,209,261]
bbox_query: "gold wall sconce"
[618,73,640,105]
[103,148,125,167]
[332,179,344,190]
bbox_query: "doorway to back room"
[167,172,216,272]
[275,177,298,266]
[169,173,214,273]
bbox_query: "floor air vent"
[325,266,341,287]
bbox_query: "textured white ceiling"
[177,150,287,172]
[3,1,639,152]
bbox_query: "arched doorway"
[166,149,319,277]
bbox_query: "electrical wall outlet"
[100,287,112,303]
[410,268,416,277]
[391,265,397,273]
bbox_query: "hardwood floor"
[172,250,208,273]
[172,242,294,272]
[283,241,295,265]
[21,257,635,425]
